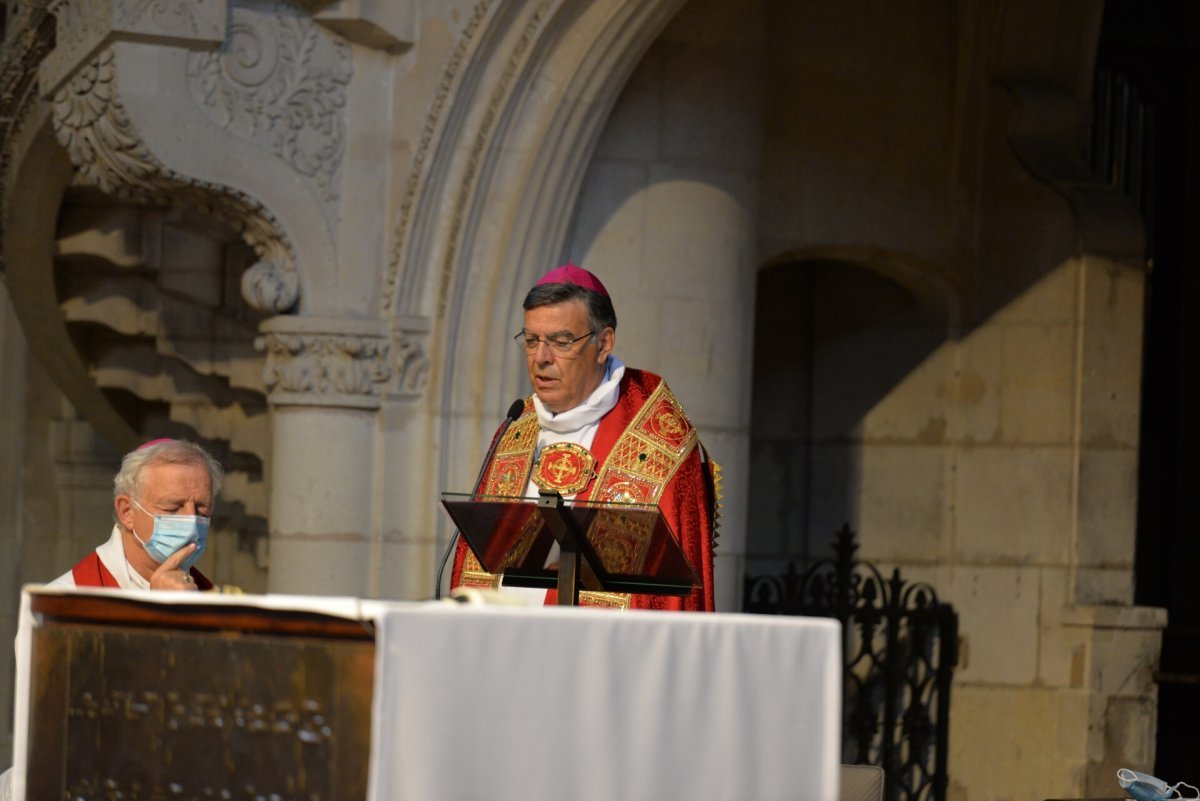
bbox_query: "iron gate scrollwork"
[744,524,958,801]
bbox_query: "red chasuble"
[71,550,214,590]
[451,368,718,611]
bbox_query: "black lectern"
[441,492,699,605]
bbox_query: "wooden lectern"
[440,492,699,604]
[17,591,375,801]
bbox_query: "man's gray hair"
[113,439,224,502]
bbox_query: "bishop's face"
[522,299,614,414]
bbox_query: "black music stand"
[440,492,699,605]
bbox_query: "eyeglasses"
[514,329,596,355]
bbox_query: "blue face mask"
[130,499,210,572]
[1118,770,1200,801]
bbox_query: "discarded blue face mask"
[1118,769,1200,801]
[130,499,209,571]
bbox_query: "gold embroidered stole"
[458,379,698,607]
[458,408,540,589]
[590,380,698,505]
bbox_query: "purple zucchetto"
[534,262,610,298]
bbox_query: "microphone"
[434,399,525,599]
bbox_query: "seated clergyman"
[48,438,222,591]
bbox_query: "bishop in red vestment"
[450,265,720,611]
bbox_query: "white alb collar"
[533,356,625,435]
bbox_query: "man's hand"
[149,543,199,591]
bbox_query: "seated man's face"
[120,461,214,544]
[522,299,612,413]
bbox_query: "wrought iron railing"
[744,525,958,801]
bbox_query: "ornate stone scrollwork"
[185,3,353,204]
[242,259,300,314]
[52,47,160,195]
[0,3,57,222]
[49,46,301,312]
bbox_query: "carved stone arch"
[384,0,687,486]
[762,246,967,333]
[4,111,137,446]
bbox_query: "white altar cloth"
[10,588,841,801]
[368,604,841,801]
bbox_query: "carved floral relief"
[52,47,161,195]
[186,3,353,204]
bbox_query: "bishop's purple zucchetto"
[534,263,610,298]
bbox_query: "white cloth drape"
[369,604,842,801]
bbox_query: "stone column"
[257,317,381,595]
[256,314,430,595]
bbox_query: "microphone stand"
[434,399,525,599]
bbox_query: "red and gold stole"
[458,370,698,608]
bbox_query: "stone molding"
[0,3,56,229]
[256,315,430,408]
[309,0,417,54]
[1061,603,1168,631]
[382,0,686,325]
[41,0,227,97]
[381,0,500,314]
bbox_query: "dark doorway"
[1098,0,1200,778]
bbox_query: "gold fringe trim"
[711,455,724,550]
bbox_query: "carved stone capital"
[41,0,227,97]
[256,315,430,408]
[390,315,431,399]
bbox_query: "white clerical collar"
[98,524,150,589]
[533,356,625,435]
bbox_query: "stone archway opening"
[746,258,953,578]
